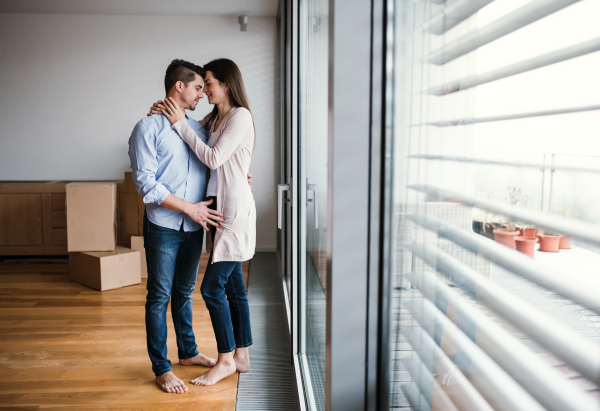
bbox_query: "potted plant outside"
[514,222,538,238]
[559,235,571,249]
[491,188,533,250]
[515,236,537,257]
[538,229,562,252]
[473,208,504,241]
[552,207,574,250]
[493,220,520,249]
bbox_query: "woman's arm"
[163,98,253,170]
[173,115,249,170]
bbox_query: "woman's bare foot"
[179,352,217,367]
[155,371,188,393]
[441,365,467,386]
[233,347,250,373]
[191,353,237,386]
[442,370,460,386]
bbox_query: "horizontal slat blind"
[428,36,600,95]
[388,0,600,409]
[427,0,581,64]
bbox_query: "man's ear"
[175,80,185,93]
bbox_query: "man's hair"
[164,59,205,93]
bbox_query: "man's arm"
[129,120,170,204]
[128,119,222,231]
[159,195,221,232]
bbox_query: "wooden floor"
[0,255,249,410]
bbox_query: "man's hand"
[247,173,252,188]
[186,199,224,231]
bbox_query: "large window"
[299,0,329,409]
[388,0,600,409]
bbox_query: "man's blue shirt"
[128,113,208,232]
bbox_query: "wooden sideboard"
[0,177,144,256]
[117,172,145,248]
[0,182,68,255]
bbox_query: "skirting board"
[255,246,277,252]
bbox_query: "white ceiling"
[0,0,278,17]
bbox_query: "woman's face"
[203,71,228,106]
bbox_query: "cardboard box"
[130,235,147,279]
[66,182,117,252]
[69,246,141,291]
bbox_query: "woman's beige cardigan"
[172,106,256,263]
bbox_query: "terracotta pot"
[538,235,562,252]
[515,236,537,257]
[522,228,538,238]
[493,229,520,249]
[559,235,571,249]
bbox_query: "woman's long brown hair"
[202,59,255,151]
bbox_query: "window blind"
[388,0,600,410]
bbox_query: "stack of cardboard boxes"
[66,173,147,291]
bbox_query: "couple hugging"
[128,58,256,393]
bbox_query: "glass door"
[299,0,329,409]
[277,0,299,340]
[278,0,293,306]
[278,0,329,408]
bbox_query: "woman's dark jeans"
[143,215,203,376]
[203,196,253,353]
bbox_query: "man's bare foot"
[179,353,217,367]
[233,348,250,373]
[155,371,188,394]
[191,356,236,386]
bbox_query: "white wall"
[0,13,278,251]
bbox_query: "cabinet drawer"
[52,210,67,228]
[0,194,44,246]
[51,193,66,211]
[52,228,67,246]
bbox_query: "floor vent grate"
[236,253,300,411]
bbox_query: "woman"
[150,58,255,386]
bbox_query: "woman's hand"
[147,100,165,116]
[162,97,186,125]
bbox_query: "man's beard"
[184,97,197,111]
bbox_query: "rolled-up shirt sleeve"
[128,120,171,206]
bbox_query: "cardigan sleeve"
[172,108,252,170]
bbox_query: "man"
[129,59,247,394]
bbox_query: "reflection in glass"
[300,0,328,409]
[388,1,600,410]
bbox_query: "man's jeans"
[143,215,203,376]
[201,196,253,353]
